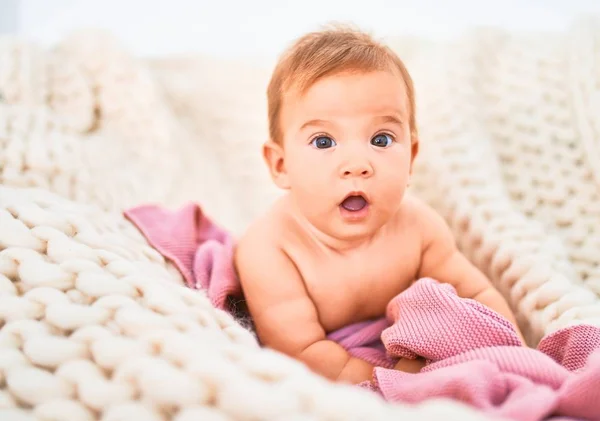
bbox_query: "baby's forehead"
[292,67,406,94]
[283,70,410,117]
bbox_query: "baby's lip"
[339,191,369,205]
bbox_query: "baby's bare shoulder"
[236,204,283,264]
[234,198,320,347]
[397,193,455,249]
[234,196,302,291]
[396,193,443,223]
[236,197,290,251]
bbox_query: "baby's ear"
[409,138,419,175]
[262,140,290,189]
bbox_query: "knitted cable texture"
[0,18,598,420]
[402,18,600,345]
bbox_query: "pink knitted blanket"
[125,203,600,421]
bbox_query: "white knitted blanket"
[0,18,599,420]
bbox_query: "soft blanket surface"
[126,202,600,421]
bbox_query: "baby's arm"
[413,200,525,344]
[234,234,374,384]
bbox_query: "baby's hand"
[393,357,426,373]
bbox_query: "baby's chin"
[317,215,391,246]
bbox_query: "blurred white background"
[1,0,599,59]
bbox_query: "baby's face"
[279,70,416,242]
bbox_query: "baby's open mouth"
[340,195,368,212]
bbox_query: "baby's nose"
[341,162,373,178]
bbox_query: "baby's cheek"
[294,175,325,196]
[380,178,408,205]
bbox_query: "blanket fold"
[125,202,600,421]
[125,202,240,310]
[375,277,600,421]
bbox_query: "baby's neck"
[308,226,377,254]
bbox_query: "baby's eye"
[311,136,336,149]
[371,133,393,148]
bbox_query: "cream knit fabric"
[0,18,598,420]
[401,18,600,345]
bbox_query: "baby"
[234,26,523,385]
